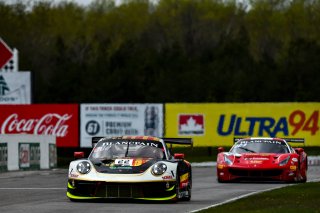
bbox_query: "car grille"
[229,168,283,177]
[72,181,175,199]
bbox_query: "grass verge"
[199,182,320,213]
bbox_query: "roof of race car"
[112,136,161,141]
[234,137,304,144]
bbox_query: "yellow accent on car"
[136,194,177,201]
[290,165,297,171]
[180,173,189,182]
[217,164,224,169]
[67,182,75,189]
[67,192,101,199]
[66,192,176,201]
[165,185,175,191]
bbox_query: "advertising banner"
[0,72,31,104]
[49,144,57,168]
[166,103,320,147]
[19,143,40,170]
[80,104,163,147]
[19,143,30,169]
[0,104,79,147]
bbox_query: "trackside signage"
[0,72,31,104]
[165,103,320,146]
[0,104,79,147]
[80,104,163,147]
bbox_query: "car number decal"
[115,159,134,166]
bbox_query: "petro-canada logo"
[0,75,10,96]
[178,114,204,135]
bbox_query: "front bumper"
[217,165,298,182]
[67,179,177,200]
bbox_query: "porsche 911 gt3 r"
[67,136,192,201]
[217,137,308,183]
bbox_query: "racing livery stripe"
[67,192,177,201]
[67,192,101,199]
[135,193,177,201]
[180,173,189,182]
[67,182,75,189]
[165,185,176,191]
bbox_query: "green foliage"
[0,0,320,103]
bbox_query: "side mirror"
[174,153,185,159]
[294,148,304,154]
[218,147,224,153]
[74,152,85,159]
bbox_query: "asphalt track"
[0,166,319,213]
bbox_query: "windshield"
[89,139,165,161]
[230,139,290,154]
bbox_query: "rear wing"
[282,138,305,144]
[162,138,193,147]
[233,137,305,144]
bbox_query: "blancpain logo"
[0,113,72,137]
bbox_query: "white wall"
[0,134,56,171]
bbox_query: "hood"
[225,153,292,168]
[91,157,157,174]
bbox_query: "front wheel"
[181,183,191,201]
[176,171,192,201]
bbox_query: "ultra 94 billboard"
[0,104,79,147]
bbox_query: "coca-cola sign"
[0,104,79,147]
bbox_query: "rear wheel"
[175,171,192,201]
[175,174,181,201]
[182,171,192,201]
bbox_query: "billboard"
[0,72,31,104]
[166,103,320,146]
[19,143,40,170]
[80,104,163,147]
[0,104,79,147]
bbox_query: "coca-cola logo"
[1,113,72,137]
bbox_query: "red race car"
[216,137,308,183]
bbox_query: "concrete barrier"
[0,134,56,172]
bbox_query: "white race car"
[67,136,192,201]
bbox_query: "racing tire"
[181,184,191,201]
[217,177,226,183]
[175,173,181,201]
[181,170,192,201]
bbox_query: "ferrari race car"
[217,137,308,183]
[67,136,192,201]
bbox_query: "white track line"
[190,178,320,213]
[189,185,287,213]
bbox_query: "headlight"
[152,162,167,176]
[76,161,91,174]
[279,156,290,166]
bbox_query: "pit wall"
[0,134,56,172]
